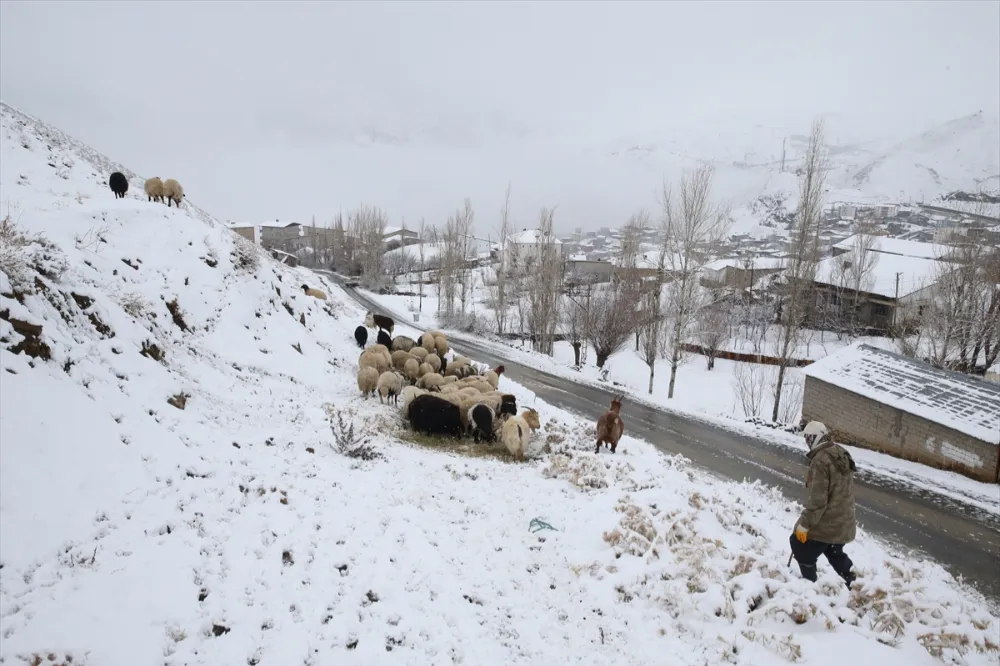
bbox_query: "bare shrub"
[231,234,261,273]
[0,209,67,292]
[73,221,111,252]
[581,281,641,368]
[119,292,152,319]
[324,405,383,460]
[768,367,804,424]
[696,305,730,370]
[732,361,768,418]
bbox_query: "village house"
[700,256,786,291]
[801,343,1000,483]
[505,228,564,271]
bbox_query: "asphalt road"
[325,273,1000,603]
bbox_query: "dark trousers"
[789,534,855,585]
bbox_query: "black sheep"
[407,394,463,438]
[354,325,368,348]
[365,311,395,334]
[499,394,517,417]
[377,329,392,348]
[109,172,128,199]
[469,403,495,443]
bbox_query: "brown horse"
[595,395,625,454]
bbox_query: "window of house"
[873,303,890,317]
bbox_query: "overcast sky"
[2,1,998,232]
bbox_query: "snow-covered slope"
[1,104,998,666]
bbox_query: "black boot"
[797,562,818,582]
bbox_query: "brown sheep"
[595,395,625,454]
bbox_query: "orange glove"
[795,526,809,543]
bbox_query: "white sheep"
[425,353,442,373]
[433,335,449,357]
[359,349,389,374]
[410,346,429,361]
[357,366,379,398]
[501,408,541,461]
[391,350,415,370]
[420,332,436,352]
[400,385,427,414]
[370,344,392,367]
[144,176,164,203]
[416,372,446,391]
[163,178,184,207]
[403,358,420,383]
[377,371,404,405]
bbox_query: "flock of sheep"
[354,312,541,461]
[105,172,184,207]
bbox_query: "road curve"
[326,274,1000,603]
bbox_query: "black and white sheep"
[354,326,368,348]
[302,284,327,300]
[144,176,163,203]
[109,172,128,199]
[163,178,184,207]
[377,329,392,348]
[407,393,464,438]
[364,312,395,334]
[468,403,496,443]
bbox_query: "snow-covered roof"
[511,229,562,245]
[567,253,589,261]
[702,257,786,272]
[834,235,951,261]
[803,343,1000,444]
[814,251,945,298]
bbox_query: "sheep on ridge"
[109,172,128,199]
[377,371,404,405]
[354,326,368,348]
[501,408,541,461]
[144,176,163,203]
[357,366,379,398]
[163,178,184,207]
[301,284,327,300]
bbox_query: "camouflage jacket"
[796,437,857,544]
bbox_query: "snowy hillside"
[1,104,999,666]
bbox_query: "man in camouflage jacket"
[791,421,858,586]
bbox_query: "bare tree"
[638,287,662,393]
[772,119,827,422]
[829,222,879,337]
[525,207,563,355]
[732,361,768,418]
[486,184,513,335]
[696,305,730,370]
[349,205,388,288]
[417,219,427,311]
[616,210,651,351]
[658,162,732,399]
[582,279,641,369]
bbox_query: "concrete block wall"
[802,377,1000,483]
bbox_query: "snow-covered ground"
[359,289,1000,517]
[3,105,1000,666]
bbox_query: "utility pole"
[780,138,787,173]
[891,271,902,336]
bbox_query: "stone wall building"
[801,343,1000,483]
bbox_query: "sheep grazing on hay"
[400,386,427,415]
[417,362,433,379]
[425,353,442,373]
[163,178,184,207]
[501,408,541,461]
[468,403,496,443]
[109,172,128,199]
[144,176,163,203]
[499,394,518,417]
[410,346,429,361]
[377,329,392,348]
[407,393,464,438]
[416,372,446,392]
[391,335,416,353]
[357,366,379,398]
[301,284,327,300]
[595,395,625,454]
[377,371,404,405]
[354,326,368,348]
[364,312,395,334]
[482,365,505,389]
